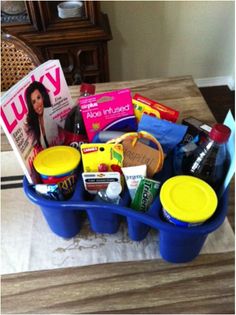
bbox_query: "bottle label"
[200,124,212,133]
[162,209,202,227]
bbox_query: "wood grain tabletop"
[1,252,234,314]
[1,76,235,314]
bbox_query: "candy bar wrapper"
[33,184,65,201]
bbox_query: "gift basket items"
[24,83,234,263]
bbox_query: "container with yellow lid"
[160,175,218,227]
[33,146,81,198]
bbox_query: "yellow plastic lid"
[160,176,218,223]
[33,146,81,176]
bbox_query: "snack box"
[132,98,161,122]
[133,93,179,123]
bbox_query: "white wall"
[101,1,235,88]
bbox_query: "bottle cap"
[33,146,81,176]
[160,175,218,224]
[80,83,95,95]
[209,123,231,143]
[106,182,122,199]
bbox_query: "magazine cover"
[1,60,74,184]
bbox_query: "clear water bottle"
[174,123,231,191]
[95,182,122,205]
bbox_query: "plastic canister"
[33,146,81,198]
[160,175,218,227]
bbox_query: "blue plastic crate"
[23,154,229,263]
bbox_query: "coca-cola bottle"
[64,83,95,148]
[174,123,231,192]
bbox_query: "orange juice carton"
[80,143,124,173]
[80,89,137,142]
[133,93,179,123]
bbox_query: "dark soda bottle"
[64,83,95,148]
[175,123,231,191]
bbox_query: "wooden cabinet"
[1,1,112,85]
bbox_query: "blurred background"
[1,0,235,121]
[101,1,234,88]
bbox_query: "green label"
[131,178,160,212]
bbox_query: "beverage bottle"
[64,83,95,148]
[75,83,96,136]
[95,182,122,205]
[174,123,231,191]
[80,83,96,97]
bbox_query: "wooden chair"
[1,33,41,91]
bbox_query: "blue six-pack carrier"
[23,154,229,264]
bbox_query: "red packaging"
[133,93,179,123]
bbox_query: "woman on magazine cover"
[25,81,61,148]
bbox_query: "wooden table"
[1,76,235,314]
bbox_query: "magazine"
[0,60,74,184]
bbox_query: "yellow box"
[132,99,161,122]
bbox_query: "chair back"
[1,33,41,91]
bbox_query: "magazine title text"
[1,67,61,134]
